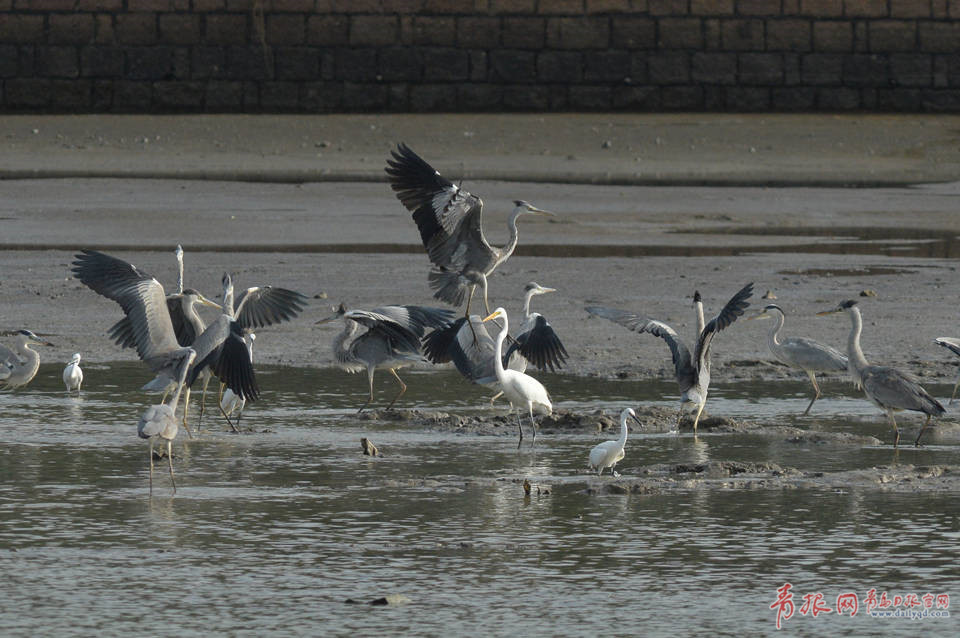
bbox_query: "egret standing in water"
[0,330,55,391]
[385,144,554,320]
[589,408,642,477]
[818,300,944,447]
[586,283,753,435]
[481,307,552,447]
[748,303,848,415]
[63,352,83,393]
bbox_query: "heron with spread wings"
[385,143,554,320]
[586,283,753,435]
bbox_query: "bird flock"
[1,144,955,494]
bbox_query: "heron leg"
[915,414,933,447]
[358,367,375,413]
[219,403,240,433]
[885,409,900,448]
[465,285,480,344]
[196,373,211,430]
[675,409,684,433]
[180,387,194,439]
[951,374,960,405]
[803,370,822,416]
[148,438,155,495]
[691,402,706,437]
[516,412,524,449]
[385,368,407,410]
[167,439,176,494]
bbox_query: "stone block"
[205,14,249,45]
[5,79,51,107]
[766,19,811,52]
[890,53,932,86]
[813,21,852,52]
[458,83,503,110]
[738,52,783,83]
[771,86,817,109]
[342,82,389,111]
[801,53,843,84]
[489,49,536,82]
[422,47,469,81]
[192,46,225,78]
[648,52,689,83]
[569,85,612,109]
[409,84,458,110]
[869,20,917,52]
[843,0,887,16]
[546,17,610,49]
[413,17,457,46]
[659,17,704,49]
[334,48,378,81]
[36,46,79,78]
[154,80,204,108]
[537,50,583,82]
[457,17,500,48]
[81,46,125,77]
[503,85,550,109]
[158,14,202,45]
[721,18,764,50]
[275,47,320,80]
[48,13,96,45]
[661,85,703,108]
[502,17,546,48]
[736,0,782,15]
[127,47,174,80]
[308,15,349,46]
[890,0,932,17]
[725,86,770,110]
[204,81,244,110]
[692,52,736,83]
[612,16,656,48]
[0,15,44,44]
[843,53,889,86]
[267,14,306,45]
[379,47,422,81]
[350,15,399,46]
[116,13,157,45]
[584,50,631,82]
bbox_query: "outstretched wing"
[345,309,423,354]
[372,305,456,339]
[693,282,753,373]
[234,286,309,330]
[384,143,495,270]
[186,315,259,402]
[71,249,181,367]
[504,314,568,373]
[586,306,695,392]
[935,337,960,358]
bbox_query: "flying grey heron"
[818,300,944,447]
[138,348,195,495]
[589,408,643,477]
[748,303,848,415]
[0,330,55,390]
[933,337,960,404]
[424,281,567,405]
[481,307,553,447]
[385,143,554,320]
[586,283,753,435]
[218,332,256,432]
[63,352,83,393]
[71,251,262,407]
[316,303,455,413]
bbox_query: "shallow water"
[1,363,957,637]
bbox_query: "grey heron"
[385,143,554,320]
[933,337,960,403]
[818,300,944,447]
[586,283,753,435]
[589,408,643,477]
[424,281,567,405]
[63,352,83,393]
[0,330,55,390]
[138,348,195,495]
[748,303,848,415]
[316,303,455,413]
[218,333,256,432]
[481,307,553,447]
[71,251,261,407]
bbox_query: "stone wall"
[2,1,959,112]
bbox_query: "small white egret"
[481,307,552,448]
[589,408,642,477]
[63,352,83,393]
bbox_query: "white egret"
[481,307,552,447]
[589,408,642,477]
[63,352,83,393]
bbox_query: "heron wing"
[934,337,960,358]
[385,143,495,270]
[187,315,259,402]
[861,365,945,415]
[165,294,199,346]
[0,343,21,367]
[344,309,423,354]
[779,337,848,372]
[234,286,309,330]
[71,249,181,365]
[371,305,457,338]
[693,282,753,373]
[585,306,695,391]
[450,317,498,384]
[504,314,568,373]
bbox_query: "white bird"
[933,337,960,404]
[481,307,552,447]
[0,329,55,390]
[748,303,848,415]
[138,349,196,495]
[589,408,643,477]
[818,300,945,447]
[63,352,83,393]
[219,333,256,431]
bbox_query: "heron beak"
[746,311,769,321]
[314,313,340,325]
[816,308,840,316]
[198,295,222,310]
[481,310,502,323]
[540,286,557,294]
[528,206,555,217]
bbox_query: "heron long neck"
[499,208,524,264]
[695,301,705,336]
[333,320,360,364]
[16,339,41,378]
[618,415,629,447]
[491,316,509,381]
[767,310,786,350]
[845,307,869,374]
[183,298,207,340]
[523,290,536,318]
[167,351,195,408]
[223,285,235,318]
[176,250,184,295]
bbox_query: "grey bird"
[586,283,753,435]
[0,330,55,390]
[138,349,195,495]
[317,303,455,412]
[818,300,944,447]
[501,282,568,374]
[385,143,554,320]
[933,337,960,404]
[748,303,848,415]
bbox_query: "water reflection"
[0,363,957,635]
